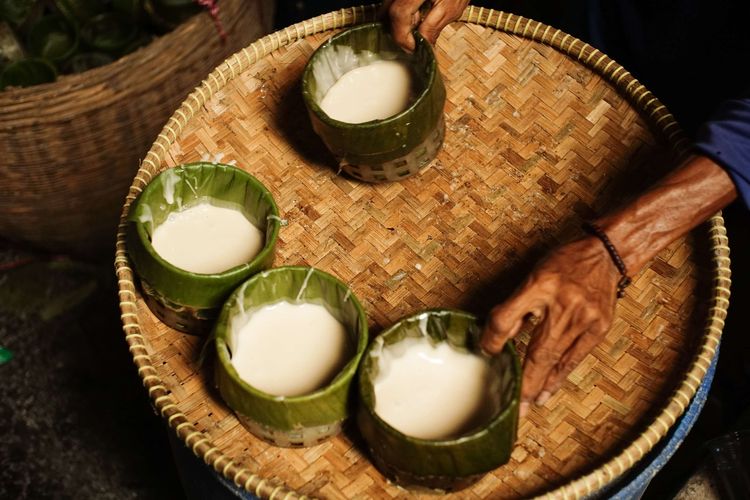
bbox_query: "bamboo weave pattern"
[116,6,731,499]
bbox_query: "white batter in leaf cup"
[214,266,369,447]
[302,22,446,183]
[357,309,521,491]
[126,162,281,334]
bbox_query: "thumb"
[418,0,467,45]
[388,0,425,52]
[481,292,543,354]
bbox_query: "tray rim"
[114,5,732,499]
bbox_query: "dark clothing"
[695,96,750,208]
[480,0,750,207]
[585,1,750,206]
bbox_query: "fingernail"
[535,391,551,406]
[519,401,529,418]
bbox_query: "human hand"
[480,237,621,417]
[386,0,469,51]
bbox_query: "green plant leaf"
[54,0,102,25]
[0,57,56,89]
[0,21,25,65]
[27,15,78,62]
[0,0,36,26]
[0,260,99,321]
[63,50,111,72]
[112,0,143,20]
[0,346,12,365]
[80,12,137,53]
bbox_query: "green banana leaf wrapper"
[214,266,369,443]
[302,22,446,166]
[357,309,521,491]
[126,163,280,333]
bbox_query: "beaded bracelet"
[582,222,632,298]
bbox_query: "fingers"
[478,235,622,417]
[388,0,425,52]
[417,0,466,45]
[480,290,545,354]
[388,0,468,51]
[518,307,583,414]
[541,322,606,396]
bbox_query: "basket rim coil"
[115,5,732,499]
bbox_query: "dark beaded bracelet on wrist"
[582,221,632,298]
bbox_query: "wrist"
[591,155,736,276]
[593,212,652,274]
[560,235,622,290]
[582,222,633,297]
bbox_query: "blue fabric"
[601,342,720,499]
[694,96,750,209]
[167,430,258,500]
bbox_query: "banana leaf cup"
[357,309,521,491]
[302,22,446,183]
[126,162,280,334]
[214,266,369,447]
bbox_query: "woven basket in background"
[117,5,730,499]
[0,0,273,256]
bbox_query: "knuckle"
[580,305,600,324]
[528,346,561,366]
[429,4,447,22]
[559,288,586,309]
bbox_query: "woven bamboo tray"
[116,6,731,499]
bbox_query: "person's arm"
[480,155,737,417]
[479,93,750,417]
[386,0,468,51]
[387,1,750,416]
[694,95,750,208]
